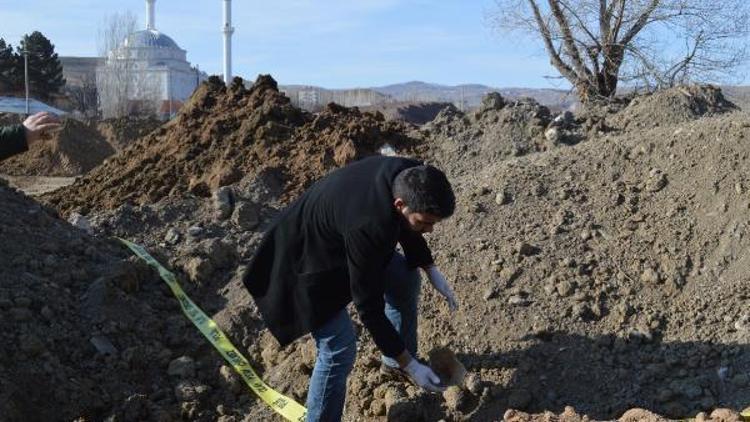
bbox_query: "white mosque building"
[95,0,207,117]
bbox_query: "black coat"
[244,156,434,358]
[0,125,27,161]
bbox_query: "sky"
[0,0,570,89]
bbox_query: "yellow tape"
[118,238,307,422]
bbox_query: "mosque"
[98,0,208,117]
[62,0,222,117]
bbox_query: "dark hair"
[393,165,455,218]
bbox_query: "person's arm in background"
[0,112,61,161]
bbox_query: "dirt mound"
[0,182,159,421]
[415,108,750,419]
[97,116,162,151]
[16,81,750,421]
[420,93,586,179]
[360,101,454,125]
[0,117,115,176]
[45,75,421,215]
[609,85,737,130]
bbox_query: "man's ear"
[393,197,406,211]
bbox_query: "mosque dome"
[123,29,181,50]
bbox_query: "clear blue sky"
[1,0,574,89]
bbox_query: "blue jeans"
[305,253,421,422]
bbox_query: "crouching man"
[243,155,459,421]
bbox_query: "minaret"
[222,0,234,83]
[146,0,156,30]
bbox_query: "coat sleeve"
[344,222,405,359]
[0,125,28,161]
[398,228,434,268]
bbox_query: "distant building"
[297,89,321,109]
[96,0,208,117]
[60,57,104,88]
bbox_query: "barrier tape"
[118,238,308,422]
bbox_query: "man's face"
[394,198,442,233]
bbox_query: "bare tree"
[488,0,750,102]
[97,11,163,118]
[65,72,99,116]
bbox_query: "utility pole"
[24,36,29,115]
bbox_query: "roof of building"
[0,97,66,115]
[124,29,182,50]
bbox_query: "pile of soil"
[45,75,421,215]
[0,118,115,176]
[608,85,737,130]
[7,82,750,421]
[97,116,162,151]
[0,181,156,421]
[360,101,454,125]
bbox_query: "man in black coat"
[244,155,458,421]
[0,112,61,161]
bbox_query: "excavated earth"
[0,117,115,177]
[3,78,750,421]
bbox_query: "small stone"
[645,170,668,192]
[736,183,744,194]
[213,187,235,220]
[442,386,469,411]
[219,365,243,394]
[187,225,203,238]
[483,287,498,301]
[168,356,196,378]
[545,127,561,145]
[495,191,511,205]
[508,295,530,306]
[369,399,386,416]
[231,201,260,230]
[464,372,482,395]
[556,280,575,297]
[628,328,654,343]
[164,228,180,245]
[174,380,211,402]
[735,313,750,331]
[516,242,540,256]
[184,257,214,283]
[710,409,743,421]
[640,267,660,284]
[68,212,93,235]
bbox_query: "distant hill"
[278,81,578,112]
[371,81,577,111]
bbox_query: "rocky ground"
[3,77,750,421]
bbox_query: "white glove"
[424,266,458,311]
[403,358,445,392]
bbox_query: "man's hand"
[23,112,61,146]
[403,358,445,392]
[424,265,458,311]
